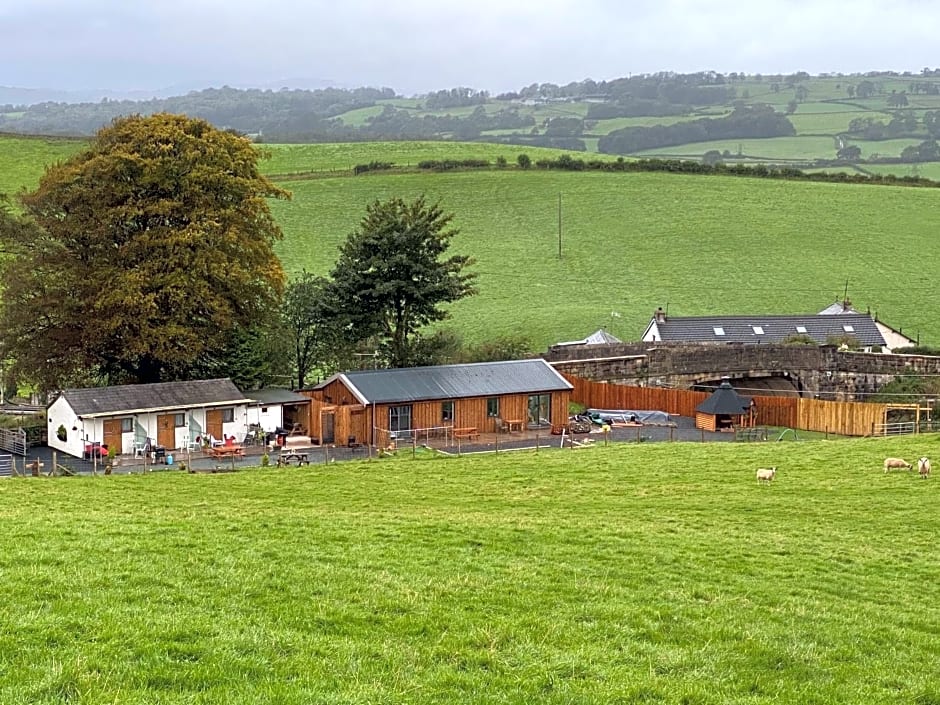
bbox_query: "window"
[843,325,855,333]
[221,408,235,423]
[486,397,500,418]
[121,418,133,433]
[528,394,552,426]
[795,325,807,334]
[441,400,454,423]
[389,405,412,433]
[752,326,764,335]
[261,407,268,414]
[713,327,725,336]
[174,413,186,427]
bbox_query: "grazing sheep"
[883,457,913,473]
[756,467,777,483]
[918,457,931,479]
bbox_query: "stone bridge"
[544,342,940,401]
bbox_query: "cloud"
[0,0,938,93]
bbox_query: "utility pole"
[558,193,562,259]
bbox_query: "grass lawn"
[1,437,938,703]
[270,167,940,348]
[0,134,85,201]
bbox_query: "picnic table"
[453,427,480,441]
[210,444,245,459]
[277,449,310,466]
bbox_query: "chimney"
[654,307,666,323]
[841,297,852,312]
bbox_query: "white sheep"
[883,457,913,473]
[918,457,931,479]
[756,467,777,483]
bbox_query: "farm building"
[817,298,916,351]
[694,381,755,432]
[301,359,573,448]
[642,308,889,352]
[47,378,253,459]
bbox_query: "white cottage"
[46,378,253,459]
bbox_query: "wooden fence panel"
[566,374,890,436]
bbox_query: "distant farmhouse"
[816,299,916,351]
[640,304,909,353]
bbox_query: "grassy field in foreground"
[1,437,939,704]
[270,168,940,348]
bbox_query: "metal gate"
[0,428,27,456]
[0,454,13,477]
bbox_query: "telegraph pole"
[558,193,562,259]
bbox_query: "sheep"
[883,457,913,473]
[918,457,931,479]
[756,467,777,483]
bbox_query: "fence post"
[412,435,416,459]
[701,429,705,443]
[535,432,539,453]
[495,427,499,456]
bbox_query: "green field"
[0,134,85,200]
[637,136,838,161]
[270,164,940,348]
[258,141,615,176]
[2,437,939,703]
[3,135,939,349]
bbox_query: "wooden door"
[156,414,176,449]
[322,412,335,444]
[103,419,123,454]
[205,409,223,442]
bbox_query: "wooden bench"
[453,427,480,441]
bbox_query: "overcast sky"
[1,0,938,96]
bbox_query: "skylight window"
[843,325,855,332]
[752,326,765,335]
[713,327,725,336]
[795,325,807,334]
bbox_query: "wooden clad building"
[301,359,574,447]
[694,380,755,432]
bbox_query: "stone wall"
[544,343,940,400]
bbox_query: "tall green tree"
[282,272,351,389]
[329,196,476,368]
[0,113,289,389]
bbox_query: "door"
[205,409,223,443]
[322,412,335,444]
[103,418,123,454]
[157,414,176,449]
[527,394,551,427]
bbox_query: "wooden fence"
[564,374,896,437]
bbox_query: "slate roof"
[695,381,751,415]
[244,389,311,406]
[650,313,886,347]
[58,378,251,417]
[317,359,573,405]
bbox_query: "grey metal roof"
[653,313,886,346]
[322,359,574,404]
[244,388,311,406]
[59,378,251,417]
[556,328,623,346]
[695,382,751,415]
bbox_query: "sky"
[1,0,938,98]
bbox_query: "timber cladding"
[300,386,571,445]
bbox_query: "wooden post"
[412,435,416,459]
[52,451,57,476]
[701,429,705,443]
[495,427,499,455]
[535,432,539,453]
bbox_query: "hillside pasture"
[270,167,940,348]
[0,134,85,202]
[1,438,938,704]
[635,136,838,161]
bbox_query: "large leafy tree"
[0,113,289,389]
[282,272,352,389]
[330,196,476,368]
